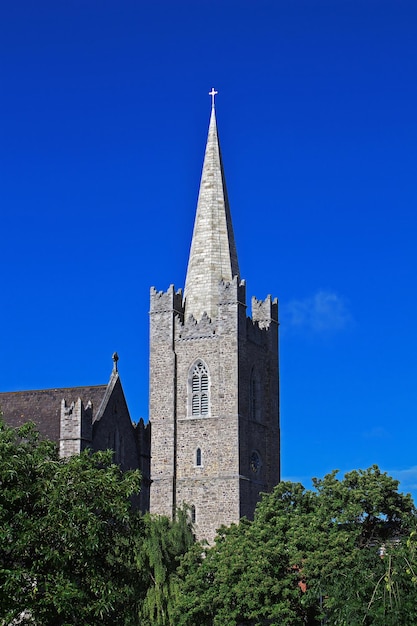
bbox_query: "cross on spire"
[184,90,240,322]
[209,87,218,107]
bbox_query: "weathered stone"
[149,106,280,543]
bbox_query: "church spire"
[183,93,240,321]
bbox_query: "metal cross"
[209,88,218,107]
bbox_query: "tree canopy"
[2,416,417,626]
[0,419,194,626]
[174,467,417,626]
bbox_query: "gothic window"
[189,360,210,417]
[196,447,202,466]
[249,450,262,474]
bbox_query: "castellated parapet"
[60,397,93,457]
[149,277,280,543]
[150,284,184,317]
[247,295,279,346]
[149,101,280,543]
[252,294,278,327]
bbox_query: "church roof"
[0,385,107,442]
[183,101,240,321]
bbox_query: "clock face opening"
[250,451,261,474]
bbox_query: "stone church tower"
[149,98,280,542]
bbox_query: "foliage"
[0,419,194,626]
[173,516,304,626]
[0,419,145,625]
[138,507,195,625]
[2,415,416,625]
[299,467,417,625]
[174,466,417,626]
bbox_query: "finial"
[112,352,119,373]
[209,87,218,108]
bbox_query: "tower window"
[196,447,202,466]
[191,505,196,524]
[189,360,210,417]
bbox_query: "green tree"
[174,467,417,626]
[297,467,417,625]
[0,419,145,625]
[0,419,150,624]
[138,507,195,625]
[173,515,304,626]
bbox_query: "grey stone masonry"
[183,106,240,322]
[149,277,280,543]
[60,397,93,457]
[1,362,150,514]
[149,103,280,543]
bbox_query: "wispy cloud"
[387,466,417,496]
[362,427,390,440]
[281,290,353,334]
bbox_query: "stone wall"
[60,397,93,457]
[149,278,280,543]
[149,285,183,519]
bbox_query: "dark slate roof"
[0,385,107,443]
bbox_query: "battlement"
[251,295,278,328]
[135,418,151,454]
[60,397,93,457]
[177,276,246,339]
[177,310,217,340]
[150,284,184,316]
[218,276,246,306]
[148,104,281,542]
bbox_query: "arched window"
[196,447,202,466]
[189,360,210,417]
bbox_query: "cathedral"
[0,95,280,543]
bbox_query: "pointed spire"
[183,96,240,321]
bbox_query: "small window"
[191,505,196,524]
[196,447,202,466]
[189,360,210,417]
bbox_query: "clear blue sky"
[1,1,416,498]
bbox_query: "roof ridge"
[0,383,108,395]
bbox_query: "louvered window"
[189,360,210,417]
[201,394,208,415]
[192,394,199,414]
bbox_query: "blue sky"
[1,1,416,499]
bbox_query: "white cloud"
[387,466,417,496]
[282,290,353,334]
[362,427,390,439]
